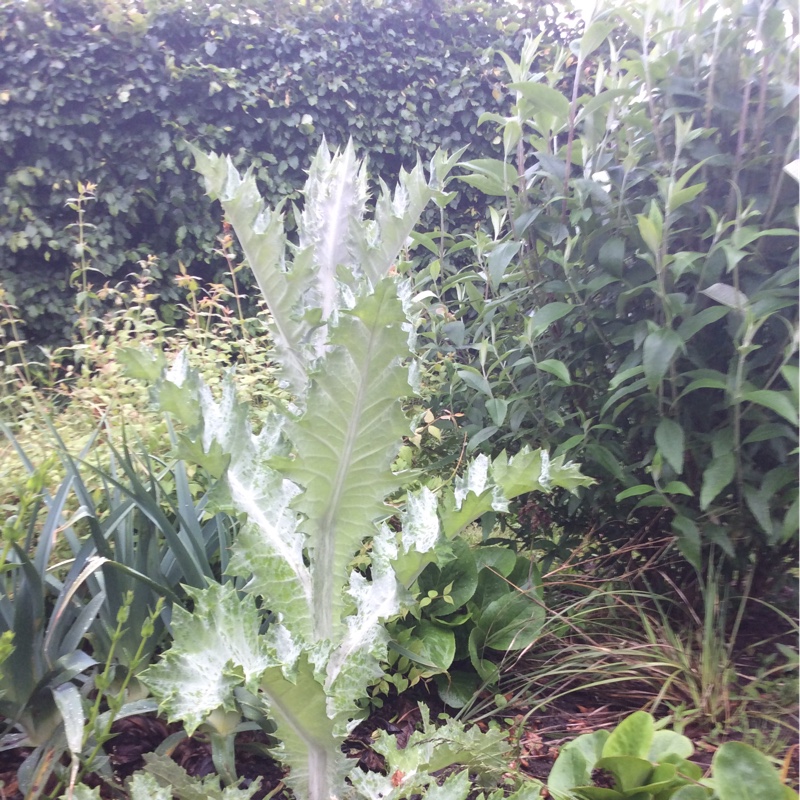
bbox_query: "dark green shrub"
[414,3,798,584]
[0,0,579,344]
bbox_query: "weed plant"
[0,242,284,534]
[458,554,798,756]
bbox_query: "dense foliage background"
[0,0,797,796]
[0,0,579,343]
[411,0,799,585]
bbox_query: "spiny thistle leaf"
[286,277,413,642]
[142,583,272,736]
[190,145,312,396]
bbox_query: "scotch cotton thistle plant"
[140,141,592,800]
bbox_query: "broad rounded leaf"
[648,730,694,761]
[405,621,456,671]
[434,670,481,709]
[712,741,787,800]
[601,711,654,759]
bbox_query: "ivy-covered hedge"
[0,0,577,343]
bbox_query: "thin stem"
[640,12,667,166]
[726,0,767,216]
[560,52,584,227]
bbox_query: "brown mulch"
[1,685,797,799]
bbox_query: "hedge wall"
[0,0,577,344]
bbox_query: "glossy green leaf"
[418,538,478,615]
[712,741,787,800]
[473,584,544,651]
[739,389,799,426]
[655,418,684,474]
[528,302,574,339]
[643,329,683,390]
[601,711,654,759]
[537,359,571,384]
[405,621,456,671]
[508,81,570,121]
[615,484,653,502]
[700,454,736,510]
[474,545,517,577]
[434,671,481,710]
